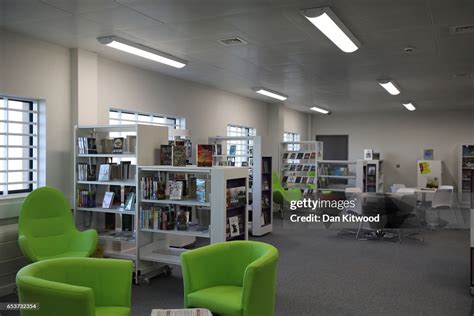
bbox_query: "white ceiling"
[1,0,473,113]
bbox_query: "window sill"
[0,194,27,220]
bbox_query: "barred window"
[0,96,38,196]
[109,108,185,140]
[284,132,300,163]
[226,124,256,166]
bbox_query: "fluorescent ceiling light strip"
[98,36,187,68]
[402,102,416,111]
[378,80,401,95]
[301,7,360,53]
[254,88,287,101]
[310,106,330,114]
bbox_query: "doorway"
[316,135,348,160]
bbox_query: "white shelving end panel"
[136,125,169,165]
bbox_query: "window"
[284,132,300,163]
[284,132,300,151]
[0,96,38,196]
[226,124,256,166]
[109,108,185,140]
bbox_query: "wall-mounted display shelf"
[74,124,169,267]
[279,141,323,196]
[460,145,474,208]
[136,165,248,284]
[208,136,270,236]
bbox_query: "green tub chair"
[272,171,302,218]
[16,257,133,316]
[181,241,279,316]
[18,186,97,262]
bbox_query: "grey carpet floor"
[2,217,471,316]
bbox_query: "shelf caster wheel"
[163,266,173,277]
[139,276,150,286]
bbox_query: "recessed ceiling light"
[97,36,187,68]
[253,87,287,101]
[378,80,401,95]
[300,7,360,53]
[402,102,416,111]
[310,106,331,114]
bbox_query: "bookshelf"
[317,160,358,192]
[279,141,323,196]
[208,136,271,236]
[136,165,248,284]
[356,160,384,193]
[460,145,474,208]
[74,124,169,266]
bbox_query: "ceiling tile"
[0,0,70,25]
[39,0,119,14]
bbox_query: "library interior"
[0,1,473,315]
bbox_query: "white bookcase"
[317,160,358,192]
[136,165,248,284]
[208,136,271,236]
[279,141,323,196]
[356,160,384,193]
[73,124,169,263]
[460,144,474,208]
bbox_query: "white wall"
[0,29,72,216]
[283,107,312,141]
[97,56,274,156]
[312,110,474,189]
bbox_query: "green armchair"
[18,186,97,262]
[181,241,278,316]
[16,257,133,316]
[272,171,302,218]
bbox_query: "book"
[297,152,304,159]
[124,192,135,211]
[283,164,289,171]
[228,216,240,237]
[282,176,288,183]
[296,165,303,171]
[112,137,124,154]
[101,139,114,153]
[283,153,289,159]
[102,191,115,208]
[304,152,310,159]
[289,153,297,159]
[86,138,97,154]
[197,144,213,167]
[214,144,222,155]
[423,149,433,160]
[301,176,308,184]
[289,165,296,171]
[98,164,111,181]
[229,144,237,156]
[303,165,310,172]
[196,179,209,202]
[168,180,183,200]
[173,145,187,166]
[364,149,373,160]
[160,145,173,165]
[295,176,302,183]
[310,152,316,159]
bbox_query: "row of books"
[317,166,350,176]
[77,136,136,155]
[283,164,316,172]
[283,152,317,160]
[140,175,210,202]
[77,190,96,208]
[77,162,135,182]
[160,144,187,166]
[282,175,316,184]
[140,206,192,231]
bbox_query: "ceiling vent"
[450,24,474,35]
[217,37,248,46]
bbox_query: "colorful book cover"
[173,145,187,166]
[160,145,173,165]
[419,162,431,175]
[197,144,214,167]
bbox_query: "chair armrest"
[181,243,231,306]
[76,258,133,308]
[70,229,98,255]
[18,235,38,262]
[283,188,302,202]
[241,252,278,316]
[17,275,95,316]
